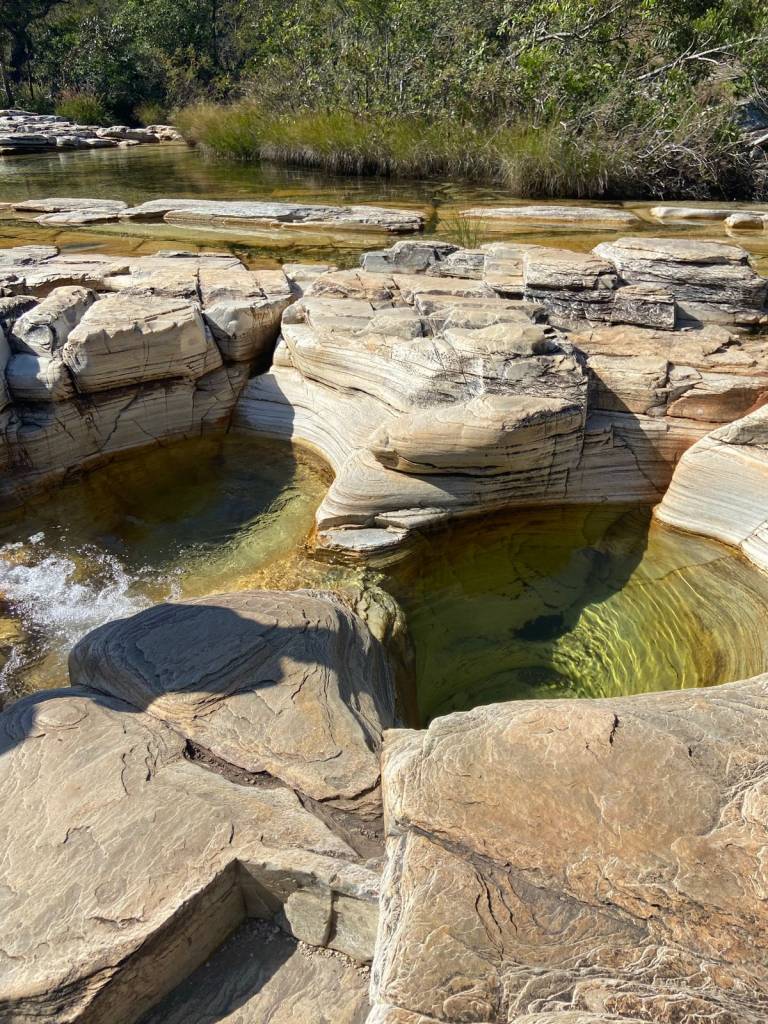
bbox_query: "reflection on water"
[386,505,768,723]
[1,144,767,272]
[0,433,330,701]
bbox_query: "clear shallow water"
[0,433,331,702]
[1,144,767,272]
[385,505,768,723]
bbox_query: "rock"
[725,211,768,229]
[68,590,396,815]
[61,292,221,392]
[139,921,370,1024]
[368,393,583,474]
[119,198,424,234]
[361,240,459,274]
[649,204,746,222]
[200,265,293,364]
[370,683,768,1023]
[0,687,378,1023]
[13,197,127,214]
[5,351,75,402]
[96,126,158,143]
[593,236,768,324]
[34,209,124,226]
[10,285,97,356]
[462,204,641,227]
[0,295,38,333]
[656,404,768,570]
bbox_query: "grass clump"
[177,98,757,200]
[55,92,108,126]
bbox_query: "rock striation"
[0,589,391,1023]
[0,108,182,154]
[236,235,768,555]
[370,680,768,1023]
[0,245,293,504]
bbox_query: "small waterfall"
[0,534,159,693]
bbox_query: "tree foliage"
[0,0,766,129]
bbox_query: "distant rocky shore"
[2,208,768,1023]
[0,108,182,156]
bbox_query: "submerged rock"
[462,203,641,227]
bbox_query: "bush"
[134,101,168,126]
[55,92,109,126]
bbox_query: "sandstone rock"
[119,198,424,234]
[725,211,768,229]
[35,209,124,226]
[200,266,293,363]
[0,295,37,332]
[61,292,221,392]
[649,204,744,222]
[462,204,640,227]
[0,687,378,1023]
[362,240,459,274]
[140,921,370,1024]
[13,197,127,214]
[593,236,768,323]
[656,404,768,570]
[5,351,75,402]
[10,285,97,356]
[369,393,583,474]
[370,683,768,1023]
[69,590,396,814]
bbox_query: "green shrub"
[55,92,109,126]
[134,101,167,126]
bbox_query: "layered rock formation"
[0,245,293,504]
[0,108,181,154]
[0,589,393,1023]
[236,235,768,555]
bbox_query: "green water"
[0,433,330,702]
[2,434,768,719]
[386,504,768,723]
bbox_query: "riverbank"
[177,100,768,201]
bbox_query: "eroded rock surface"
[236,235,768,555]
[370,682,768,1023]
[0,246,295,504]
[69,589,396,815]
[0,586,391,1023]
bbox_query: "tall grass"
[55,92,108,126]
[176,100,756,200]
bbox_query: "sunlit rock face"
[237,236,768,556]
[0,246,293,504]
[371,679,768,1023]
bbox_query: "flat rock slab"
[370,681,768,1022]
[461,204,640,227]
[0,686,377,1024]
[69,590,396,812]
[119,198,424,233]
[13,197,128,213]
[140,920,370,1024]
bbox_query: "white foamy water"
[0,534,161,693]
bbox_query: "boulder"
[200,266,293,363]
[10,285,97,356]
[5,351,75,402]
[370,682,768,1023]
[61,292,221,392]
[69,590,396,815]
[593,237,768,324]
